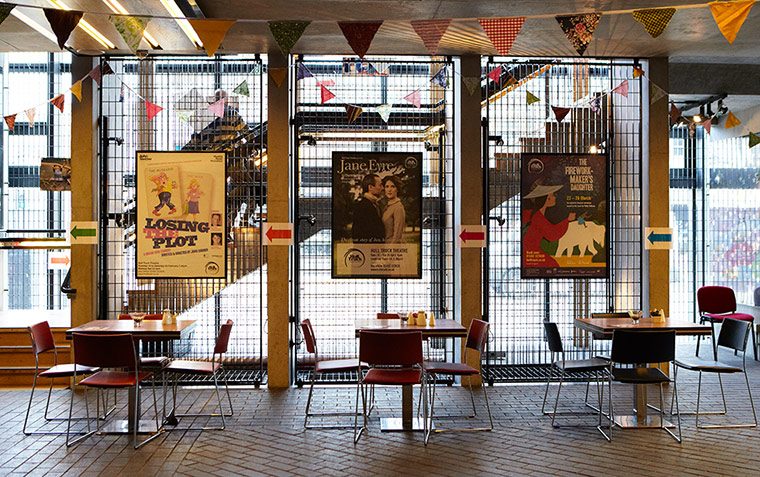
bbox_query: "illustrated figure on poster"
[52,164,64,182]
[522,182,577,268]
[62,165,71,186]
[185,179,204,221]
[381,175,406,243]
[150,172,177,216]
[352,173,385,243]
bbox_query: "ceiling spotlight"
[706,103,714,118]
[589,145,598,154]
[717,99,728,116]
[693,106,704,123]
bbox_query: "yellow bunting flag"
[633,66,645,78]
[709,0,756,43]
[724,111,741,128]
[189,19,235,57]
[269,67,287,87]
[51,94,65,113]
[632,8,676,38]
[71,80,83,102]
[526,91,540,105]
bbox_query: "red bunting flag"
[51,94,65,113]
[88,62,114,86]
[208,98,225,118]
[320,84,336,104]
[670,103,681,123]
[552,106,570,123]
[478,17,526,56]
[338,21,383,59]
[43,9,83,50]
[612,80,629,98]
[145,100,163,121]
[703,118,712,134]
[4,114,16,132]
[411,19,451,55]
[487,66,502,83]
[403,89,421,108]
[345,104,363,123]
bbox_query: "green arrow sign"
[71,225,96,239]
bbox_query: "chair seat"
[140,356,170,368]
[80,370,152,387]
[38,364,99,378]
[703,312,754,322]
[362,367,422,385]
[594,354,611,361]
[554,357,608,372]
[611,367,669,384]
[674,357,742,373]
[316,358,361,373]
[166,359,220,375]
[423,361,478,376]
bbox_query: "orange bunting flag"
[724,111,741,128]
[51,94,65,113]
[4,114,16,132]
[338,21,383,59]
[25,108,36,126]
[145,100,163,121]
[487,66,502,83]
[403,89,421,108]
[612,80,629,97]
[750,132,760,148]
[71,80,83,102]
[703,118,712,134]
[269,67,287,87]
[189,19,235,57]
[345,104,363,123]
[670,103,681,123]
[552,106,570,123]
[411,19,451,55]
[633,66,645,78]
[710,0,755,43]
[478,17,526,56]
[320,84,335,104]
[632,8,676,38]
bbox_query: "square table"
[66,319,196,434]
[354,318,467,432]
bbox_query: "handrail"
[0,237,69,250]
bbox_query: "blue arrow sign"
[647,231,672,245]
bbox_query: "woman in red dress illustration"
[522,183,576,268]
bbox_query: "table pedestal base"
[380,417,430,432]
[614,415,674,429]
[97,419,162,434]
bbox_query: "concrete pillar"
[266,52,291,388]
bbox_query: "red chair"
[301,319,363,429]
[376,313,401,319]
[23,321,107,435]
[697,286,756,360]
[118,314,171,368]
[164,320,234,430]
[66,333,161,449]
[354,331,429,444]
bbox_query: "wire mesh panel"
[293,56,455,382]
[99,56,266,383]
[485,58,643,380]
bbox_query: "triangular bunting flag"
[175,110,195,123]
[556,13,602,56]
[87,63,114,86]
[25,108,36,126]
[233,80,249,97]
[703,118,712,134]
[345,104,363,123]
[633,66,645,78]
[51,94,65,113]
[552,106,570,123]
[487,66,502,83]
[478,17,526,56]
[724,111,741,128]
[376,104,392,123]
[526,91,540,105]
[670,103,681,123]
[43,9,83,50]
[651,84,667,104]
[430,67,448,88]
[188,19,235,56]
[0,5,15,27]
[411,19,451,55]
[108,15,149,55]
[338,21,383,59]
[710,0,755,44]
[750,132,760,148]
[4,114,16,132]
[612,80,629,97]
[632,8,676,38]
[208,98,225,118]
[403,89,421,108]
[145,100,163,121]
[296,62,314,81]
[320,84,336,104]
[269,67,287,87]
[71,80,83,102]
[268,20,310,57]
[590,96,602,114]
[462,77,480,96]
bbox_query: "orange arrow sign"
[51,256,70,265]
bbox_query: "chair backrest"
[359,331,422,367]
[697,286,737,315]
[117,314,162,320]
[610,330,676,364]
[717,318,751,353]
[72,333,138,369]
[465,319,490,353]
[28,321,56,356]
[591,312,631,319]
[376,313,401,320]
[755,287,760,307]
[542,321,563,353]
[213,320,234,355]
[300,319,317,354]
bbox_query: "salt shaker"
[162,308,173,325]
[417,310,427,326]
[428,311,436,327]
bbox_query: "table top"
[354,318,466,338]
[574,317,711,339]
[65,319,197,340]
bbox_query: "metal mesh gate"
[292,56,455,384]
[99,55,266,384]
[484,58,643,381]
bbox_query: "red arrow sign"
[51,256,70,265]
[459,230,485,243]
[266,227,292,241]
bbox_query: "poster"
[136,151,226,279]
[521,153,607,278]
[40,158,71,191]
[332,151,422,278]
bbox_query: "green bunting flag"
[233,80,250,97]
[526,91,540,105]
[376,104,392,123]
[109,15,149,55]
[750,132,760,148]
[268,21,310,57]
[632,8,676,38]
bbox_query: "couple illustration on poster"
[352,173,406,244]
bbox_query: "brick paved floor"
[2,344,760,476]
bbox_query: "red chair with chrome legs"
[697,286,756,360]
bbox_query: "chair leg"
[66,383,96,447]
[696,318,704,356]
[551,369,566,428]
[468,380,477,418]
[661,382,681,442]
[22,373,38,435]
[304,368,316,429]
[745,370,758,427]
[541,364,554,414]
[423,372,430,445]
[711,322,718,361]
[752,326,758,361]
[353,376,365,444]
[596,371,610,442]
[481,376,493,431]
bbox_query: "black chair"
[541,322,609,440]
[606,330,681,442]
[584,312,630,407]
[672,318,757,429]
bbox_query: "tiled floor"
[2,347,760,476]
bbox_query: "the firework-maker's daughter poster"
[136,151,226,278]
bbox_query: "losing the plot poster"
[136,151,227,279]
[521,153,607,278]
[332,151,422,278]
